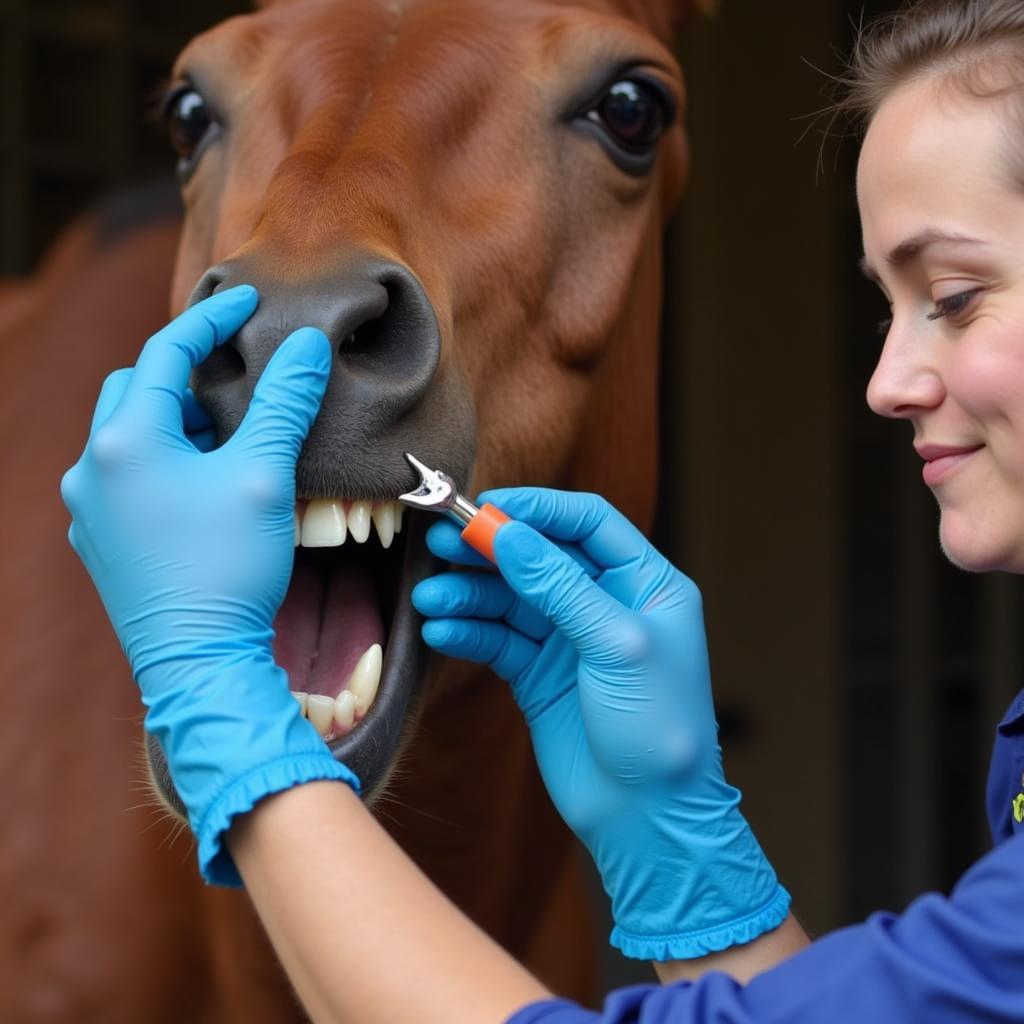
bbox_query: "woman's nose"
[865,324,945,419]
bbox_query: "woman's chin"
[938,516,1023,575]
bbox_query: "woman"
[60,0,1024,1020]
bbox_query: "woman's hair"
[836,0,1024,134]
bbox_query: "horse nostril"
[188,263,230,307]
[190,254,441,442]
[339,287,395,362]
[335,264,439,387]
[187,262,250,393]
[198,339,246,387]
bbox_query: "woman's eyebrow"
[860,229,985,283]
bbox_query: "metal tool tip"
[403,452,431,475]
[398,452,455,511]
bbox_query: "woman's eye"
[164,86,216,167]
[587,79,670,153]
[927,289,981,323]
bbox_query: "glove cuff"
[609,882,791,961]
[196,752,361,887]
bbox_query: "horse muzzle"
[146,253,477,814]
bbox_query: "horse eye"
[588,79,668,152]
[165,87,215,165]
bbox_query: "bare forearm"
[228,782,551,1024]
[654,913,810,986]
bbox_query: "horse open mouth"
[278,496,435,795]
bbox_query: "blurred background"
[2,0,1021,1000]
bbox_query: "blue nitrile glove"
[60,286,359,887]
[412,489,789,961]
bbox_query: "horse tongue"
[272,561,384,700]
[310,567,384,697]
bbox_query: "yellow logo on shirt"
[1013,793,1024,825]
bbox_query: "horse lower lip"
[141,512,434,819]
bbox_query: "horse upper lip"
[914,443,984,462]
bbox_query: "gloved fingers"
[421,618,539,681]
[425,520,493,568]
[599,548,697,620]
[227,327,331,463]
[479,487,653,574]
[182,387,218,453]
[493,520,640,663]
[412,571,553,641]
[63,369,134,512]
[88,368,133,437]
[479,487,681,613]
[121,286,258,428]
[426,517,600,578]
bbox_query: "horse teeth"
[306,695,336,737]
[295,498,405,547]
[372,502,396,549]
[301,499,347,547]
[291,647,383,741]
[333,691,356,735]
[347,643,383,717]
[348,500,372,543]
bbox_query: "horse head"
[149,0,702,813]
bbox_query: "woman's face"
[859,73,1024,573]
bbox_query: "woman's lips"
[917,444,984,486]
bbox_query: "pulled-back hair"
[836,0,1024,133]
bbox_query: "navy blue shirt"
[510,692,1024,1023]
[987,689,1024,845]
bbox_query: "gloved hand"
[61,286,358,887]
[412,488,789,961]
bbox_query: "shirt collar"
[998,689,1024,730]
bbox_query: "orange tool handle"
[460,503,511,564]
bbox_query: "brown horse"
[0,0,702,1019]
